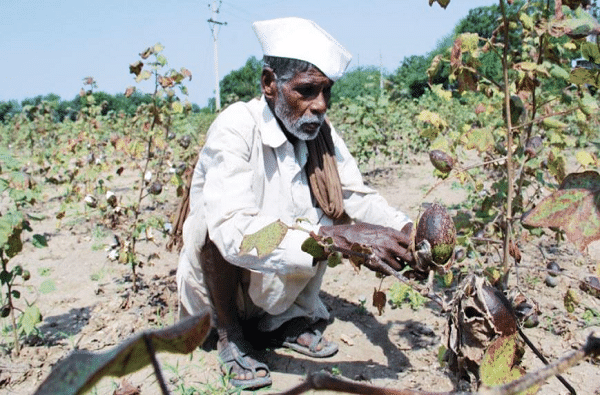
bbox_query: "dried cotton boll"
[445,275,519,382]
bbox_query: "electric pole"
[208,0,226,111]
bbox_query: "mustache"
[297,113,325,128]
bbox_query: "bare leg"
[200,240,269,383]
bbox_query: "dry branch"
[272,331,600,395]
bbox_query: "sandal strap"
[219,340,269,376]
[307,328,324,353]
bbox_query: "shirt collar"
[258,95,288,148]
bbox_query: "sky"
[1,0,497,108]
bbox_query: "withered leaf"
[480,334,538,394]
[522,171,600,252]
[33,313,211,395]
[372,288,386,316]
[128,61,143,76]
[124,86,135,98]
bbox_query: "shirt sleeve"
[331,127,413,230]
[199,104,317,275]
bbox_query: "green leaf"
[570,67,599,87]
[0,178,10,194]
[153,43,165,54]
[522,171,600,252]
[327,251,342,268]
[0,211,24,248]
[0,148,22,170]
[239,220,289,258]
[135,70,152,83]
[39,279,56,294]
[33,313,211,395]
[581,42,600,63]
[579,92,599,116]
[156,54,167,67]
[32,234,48,248]
[0,270,12,284]
[461,127,494,152]
[480,334,538,394]
[19,305,41,336]
[542,117,567,130]
[519,12,534,30]
[549,64,570,82]
[301,236,327,260]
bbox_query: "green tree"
[331,66,382,102]
[0,100,21,123]
[219,56,262,108]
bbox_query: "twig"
[274,371,453,395]
[326,245,447,310]
[480,331,599,395]
[272,331,600,395]
[517,328,576,395]
[143,333,170,395]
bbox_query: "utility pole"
[208,0,226,111]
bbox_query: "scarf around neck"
[305,119,345,220]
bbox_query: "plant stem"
[500,0,514,288]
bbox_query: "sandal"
[274,318,338,358]
[218,339,272,389]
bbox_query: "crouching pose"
[177,17,414,389]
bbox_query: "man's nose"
[311,91,328,114]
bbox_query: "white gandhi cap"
[252,17,352,81]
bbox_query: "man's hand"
[318,222,414,274]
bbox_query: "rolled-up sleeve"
[332,128,412,230]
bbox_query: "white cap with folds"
[252,17,352,81]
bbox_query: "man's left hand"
[318,222,414,274]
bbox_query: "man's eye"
[297,86,316,96]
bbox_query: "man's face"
[273,67,333,141]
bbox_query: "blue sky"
[1,0,497,108]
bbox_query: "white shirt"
[184,96,411,317]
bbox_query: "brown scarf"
[305,119,345,220]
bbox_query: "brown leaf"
[180,67,192,81]
[113,379,140,395]
[450,37,462,70]
[124,86,136,98]
[372,288,386,316]
[129,61,143,76]
[158,75,175,88]
[509,240,521,263]
[139,47,154,59]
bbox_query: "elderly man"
[177,17,414,389]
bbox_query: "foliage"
[388,282,427,310]
[331,66,383,102]
[219,56,262,108]
[417,0,600,274]
[0,148,46,354]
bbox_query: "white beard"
[274,88,325,141]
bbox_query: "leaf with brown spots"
[522,171,600,252]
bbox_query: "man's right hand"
[318,222,414,274]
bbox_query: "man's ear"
[261,68,277,102]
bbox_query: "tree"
[219,56,262,108]
[331,66,382,102]
[0,100,21,123]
